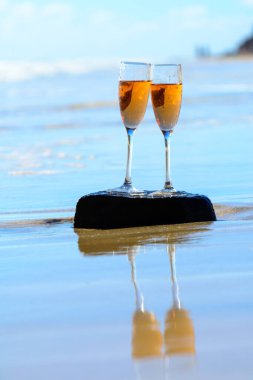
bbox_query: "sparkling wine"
[151,83,182,131]
[119,80,150,128]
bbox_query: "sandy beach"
[1,58,253,379]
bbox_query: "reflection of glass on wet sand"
[164,244,196,377]
[128,244,196,380]
[165,244,195,357]
[76,224,199,379]
[129,253,164,380]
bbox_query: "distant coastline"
[196,30,253,60]
[225,30,253,57]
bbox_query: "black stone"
[74,190,216,229]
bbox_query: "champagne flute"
[109,61,151,195]
[151,64,182,196]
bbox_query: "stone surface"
[74,190,216,229]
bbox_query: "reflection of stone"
[132,310,163,359]
[151,88,165,108]
[75,222,211,256]
[119,86,133,111]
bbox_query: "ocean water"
[0,58,253,224]
[1,59,253,380]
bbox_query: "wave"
[0,208,74,228]
[0,216,74,228]
[214,203,253,220]
[56,100,117,111]
[0,100,117,119]
[0,59,117,83]
[195,83,253,95]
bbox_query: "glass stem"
[124,128,135,186]
[168,244,181,309]
[163,130,173,189]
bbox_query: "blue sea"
[0,58,253,224]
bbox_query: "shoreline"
[0,202,253,230]
[196,53,253,62]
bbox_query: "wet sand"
[1,206,253,379]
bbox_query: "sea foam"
[0,59,117,82]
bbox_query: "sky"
[0,0,253,62]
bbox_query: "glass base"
[106,183,145,197]
[149,187,177,198]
